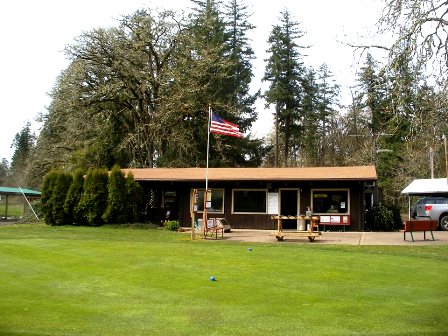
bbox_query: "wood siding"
[140,180,368,231]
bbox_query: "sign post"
[191,189,198,240]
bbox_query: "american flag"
[210,113,243,138]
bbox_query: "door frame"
[279,188,301,227]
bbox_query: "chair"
[205,218,224,239]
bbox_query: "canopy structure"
[401,178,448,220]
[401,178,448,195]
[0,186,41,221]
[0,187,41,197]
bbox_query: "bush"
[163,220,180,231]
[41,169,58,225]
[51,172,73,226]
[126,172,144,223]
[103,165,128,224]
[64,169,85,225]
[18,199,43,223]
[78,168,108,226]
[365,204,403,231]
[41,169,72,225]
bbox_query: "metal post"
[443,134,448,184]
[430,147,434,179]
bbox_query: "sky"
[0,0,385,162]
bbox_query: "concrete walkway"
[205,229,448,245]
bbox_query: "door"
[280,189,299,229]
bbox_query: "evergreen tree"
[300,67,320,166]
[51,171,73,226]
[263,9,306,167]
[126,171,144,223]
[78,168,108,226]
[0,159,10,186]
[10,122,35,186]
[103,165,128,224]
[41,169,59,225]
[315,64,340,165]
[224,0,258,125]
[156,0,263,167]
[64,168,85,225]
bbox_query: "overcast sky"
[0,0,385,162]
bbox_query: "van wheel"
[440,215,448,231]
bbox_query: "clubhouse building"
[123,166,377,231]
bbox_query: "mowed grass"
[0,225,447,336]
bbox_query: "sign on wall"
[268,192,279,215]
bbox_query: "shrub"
[126,172,144,223]
[64,169,85,225]
[78,168,108,226]
[103,165,128,224]
[41,169,58,225]
[18,199,43,223]
[163,220,180,231]
[365,204,402,231]
[51,172,73,225]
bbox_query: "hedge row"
[41,165,143,226]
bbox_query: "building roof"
[122,166,377,182]
[0,186,41,196]
[401,178,448,195]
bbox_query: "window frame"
[311,188,350,215]
[191,188,225,214]
[232,189,268,214]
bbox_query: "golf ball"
[248,248,252,251]
[210,276,216,281]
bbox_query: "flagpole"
[203,105,212,237]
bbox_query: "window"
[233,189,267,214]
[194,189,224,213]
[312,189,349,214]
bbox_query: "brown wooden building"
[123,166,377,231]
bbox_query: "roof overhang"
[122,166,377,183]
[0,186,41,196]
[401,178,448,195]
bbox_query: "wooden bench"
[270,215,321,242]
[401,220,438,242]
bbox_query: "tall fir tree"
[263,9,306,167]
[10,122,35,186]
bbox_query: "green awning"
[0,187,41,196]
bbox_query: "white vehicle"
[411,196,448,231]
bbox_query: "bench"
[401,220,438,242]
[319,215,350,231]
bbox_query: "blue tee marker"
[210,276,216,281]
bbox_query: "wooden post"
[191,189,198,241]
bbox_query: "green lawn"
[0,224,447,336]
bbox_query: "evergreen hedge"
[41,167,143,226]
[64,168,85,225]
[126,171,144,223]
[51,171,73,226]
[78,168,109,226]
[103,165,128,224]
[41,169,58,225]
